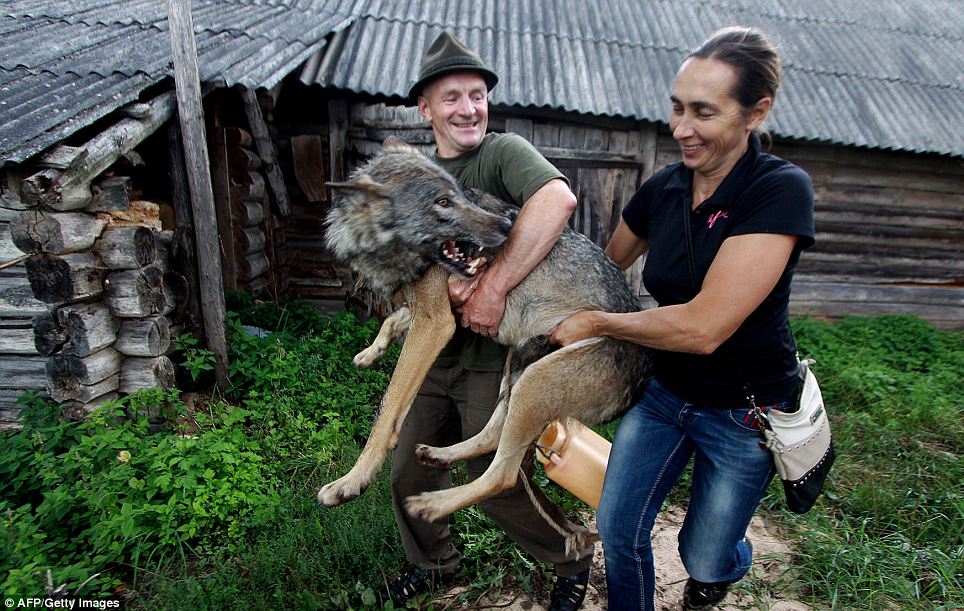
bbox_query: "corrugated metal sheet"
[1,0,962,166]
[0,0,355,165]
[302,0,964,157]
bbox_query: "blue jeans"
[598,378,783,611]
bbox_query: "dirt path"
[447,506,813,610]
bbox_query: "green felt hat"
[408,30,499,103]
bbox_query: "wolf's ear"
[326,174,392,199]
[382,136,414,153]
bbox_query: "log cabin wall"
[0,175,49,429]
[0,96,183,429]
[206,87,290,301]
[209,125,278,298]
[268,92,353,311]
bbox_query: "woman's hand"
[549,310,601,346]
[448,274,479,307]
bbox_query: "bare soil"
[441,505,814,610]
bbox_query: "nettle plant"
[1,389,281,596]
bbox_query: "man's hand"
[452,271,505,337]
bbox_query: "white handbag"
[754,358,835,514]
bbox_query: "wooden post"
[167,0,229,387]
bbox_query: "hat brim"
[407,67,499,105]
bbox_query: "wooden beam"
[25,253,105,303]
[36,145,88,170]
[328,99,349,184]
[167,0,229,387]
[20,92,176,210]
[88,176,132,212]
[209,130,238,291]
[240,87,291,216]
[11,211,106,254]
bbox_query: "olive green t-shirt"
[432,132,569,371]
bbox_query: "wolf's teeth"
[478,246,485,253]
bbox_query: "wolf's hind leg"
[414,338,558,468]
[415,376,509,468]
[404,340,623,521]
[353,306,411,368]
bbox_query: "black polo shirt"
[622,133,815,406]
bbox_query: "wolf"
[317,137,650,548]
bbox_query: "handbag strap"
[681,202,768,428]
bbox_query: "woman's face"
[669,57,770,181]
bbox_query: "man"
[382,31,592,611]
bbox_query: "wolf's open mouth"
[442,240,488,276]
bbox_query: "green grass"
[767,316,964,609]
[130,444,403,610]
[3,309,961,609]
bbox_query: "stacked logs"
[0,209,48,429]
[0,94,180,426]
[10,174,178,416]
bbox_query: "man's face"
[418,72,489,158]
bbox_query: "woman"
[550,26,815,610]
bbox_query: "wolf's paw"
[317,475,367,507]
[352,345,384,369]
[403,491,448,523]
[414,444,453,469]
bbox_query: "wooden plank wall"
[269,100,353,311]
[657,132,964,328]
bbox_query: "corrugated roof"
[302,0,964,157]
[1,0,961,167]
[0,0,355,166]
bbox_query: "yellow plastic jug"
[536,418,611,509]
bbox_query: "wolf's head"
[325,138,513,296]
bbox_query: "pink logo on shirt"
[707,210,729,228]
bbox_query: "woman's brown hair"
[689,26,781,113]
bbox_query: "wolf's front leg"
[318,267,453,506]
[353,306,412,368]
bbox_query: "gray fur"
[326,140,512,299]
[320,139,651,530]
